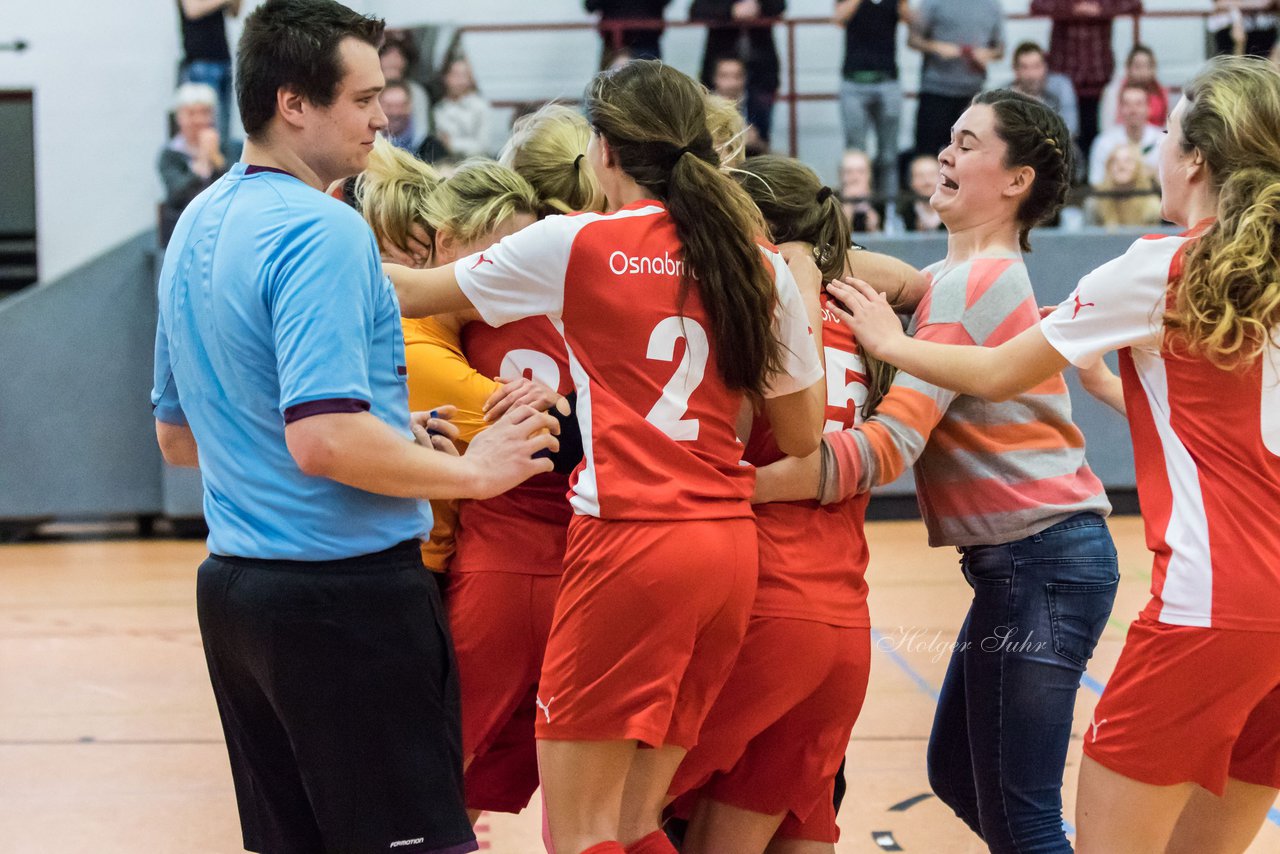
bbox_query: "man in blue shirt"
[152,1,558,851]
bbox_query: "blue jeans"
[839,77,902,198]
[181,59,233,138]
[927,512,1118,853]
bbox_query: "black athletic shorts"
[196,540,477,854]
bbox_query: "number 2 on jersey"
[499,348,562,391]
[645,316,709,441]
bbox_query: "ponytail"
[585,60,781,396]
[499,103,605,216]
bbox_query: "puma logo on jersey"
[1072,294,1097,319]
[536,694,556,723]
[472,254,495,269]
[1089,714,1109,743]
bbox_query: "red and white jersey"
[745,292,871,628]
[1041,220,1280,631]
[455,201,823,521]
[454,316,574,575]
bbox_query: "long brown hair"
[736,154,896,417]
[1169,55,1280,369]
[584,60,781,396]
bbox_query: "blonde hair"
[1170,55,1280,368]
[1092,144,1162,228]
[499,103,604,215]
[422,157,540,246]
[357,137,442,258]
[705,94,748,168]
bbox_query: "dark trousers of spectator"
[597,29,663,68]
[1077,95,1102,170]
[915,92,973,160]
[747,88,776,145]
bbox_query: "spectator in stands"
[691,0,785,145]
[909,0,1005,160]
[1029,0,1143,160]
[379,35,432,143]
[839,148,883,233]
[432,57,493,158]
[900,152,944,232]
[1099,44,1168,133]
[836,0,910,203]
[380,81,427,153]
[585,1,672,68]
[1087,142,1162,227]
[711,55,766,154]
[1209,1,1279,58]
[176,0,240,137]
[158,82,241,246]
[1011,41,1080,139]
[1088,83,1161,185]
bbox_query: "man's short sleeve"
[268,213,380,419]
[1040,235,1185,368]
[763,250,824,399]
[151,308,186,426]
[455,215,584,327]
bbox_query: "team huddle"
[151,2,1280,854]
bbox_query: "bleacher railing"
[458,9,1212,158]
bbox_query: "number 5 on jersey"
[825,346,868,433]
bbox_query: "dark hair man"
[151,2,558,851]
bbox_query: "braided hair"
[971,89,1074,252]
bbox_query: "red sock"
[624,830,678,854]
[578,844,626,854]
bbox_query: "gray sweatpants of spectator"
[840,78,902,200]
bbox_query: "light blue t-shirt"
[152,163,430,560]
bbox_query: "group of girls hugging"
[355,52,1280,854]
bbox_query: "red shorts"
[1083,617,1280,796]
[668,617,871,842]
[445,571,560,813]
[535,516,758,748]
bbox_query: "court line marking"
[869,627,1078,836]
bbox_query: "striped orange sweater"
[826,255,1111,546]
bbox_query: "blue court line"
[1079,671,1107,697]
[869,628,940,702]
[868,628,1076,835]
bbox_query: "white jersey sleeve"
[1040,234,1187,368]
[455,214,588,327]
[763,248,825,399]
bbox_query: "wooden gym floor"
[2,517,1278,853]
